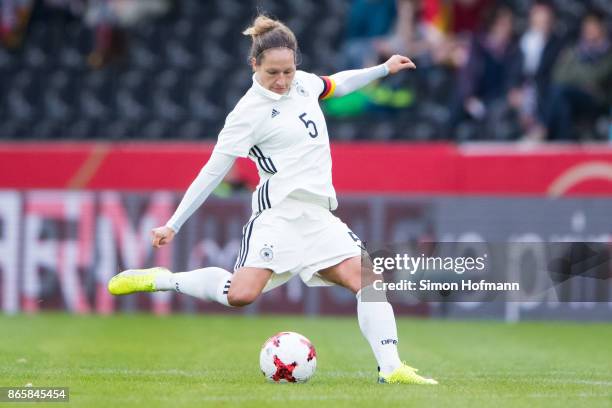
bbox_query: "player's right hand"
[151,226,176,248]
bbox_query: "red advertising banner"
[1,142,612,195]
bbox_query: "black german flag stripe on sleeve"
[319,76,336,100]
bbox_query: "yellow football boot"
[107,267,171,295]
[378,363,438,385]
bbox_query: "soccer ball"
[259,331,317,383]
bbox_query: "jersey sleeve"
[297,71,337,101]
[165,151,236,233]
[213,106,255,158]
[318,75,336,100]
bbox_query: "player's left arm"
[319,54,416,100]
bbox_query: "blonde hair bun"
[242,15,279,37]
[243,14,298,63]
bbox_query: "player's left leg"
[108,266,236,306]
[318,253,437,384]
[107,265,274,307]
[109,206,293,306]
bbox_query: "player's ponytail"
[243,15,298,64]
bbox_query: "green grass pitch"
[0,314,610,407]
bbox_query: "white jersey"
[164,63,388,233]
[213,71,338,213]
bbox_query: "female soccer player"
[108,15,437,385]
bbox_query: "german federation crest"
[260,246,274,262]
[296,83,309,97]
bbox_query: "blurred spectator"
[449,5,518,139]
[84,0,126,68]
[341,0,397,69]
[371,0,493,66]
[85,0,170,27]
[44,0,86,13]
[451,0,491,35]
[545,10,612,141]
[372,0,412,59]
[329,0,417,120]
[0,0,33,48]
[85,0,170,68]
[507,0,563,139]
[364,0,496,70]
[420,0,492,67]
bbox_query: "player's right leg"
[107,266,272,307]
[318,254,437,385]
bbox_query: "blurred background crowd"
[1,0,611,142]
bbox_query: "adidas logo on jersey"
[271,108,280,118]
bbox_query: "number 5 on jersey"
[299,112,318,138]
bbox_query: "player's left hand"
[384,54,416,74]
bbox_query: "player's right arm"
[151,151,236,248]
[152,102,257,248]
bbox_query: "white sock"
[356,285,402,374]
[155,267,232,306]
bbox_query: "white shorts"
[234,197,362,292]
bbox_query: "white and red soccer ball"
[259,331,317,383]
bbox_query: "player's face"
[253,48,296,95]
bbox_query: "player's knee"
[227,288,259,307]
